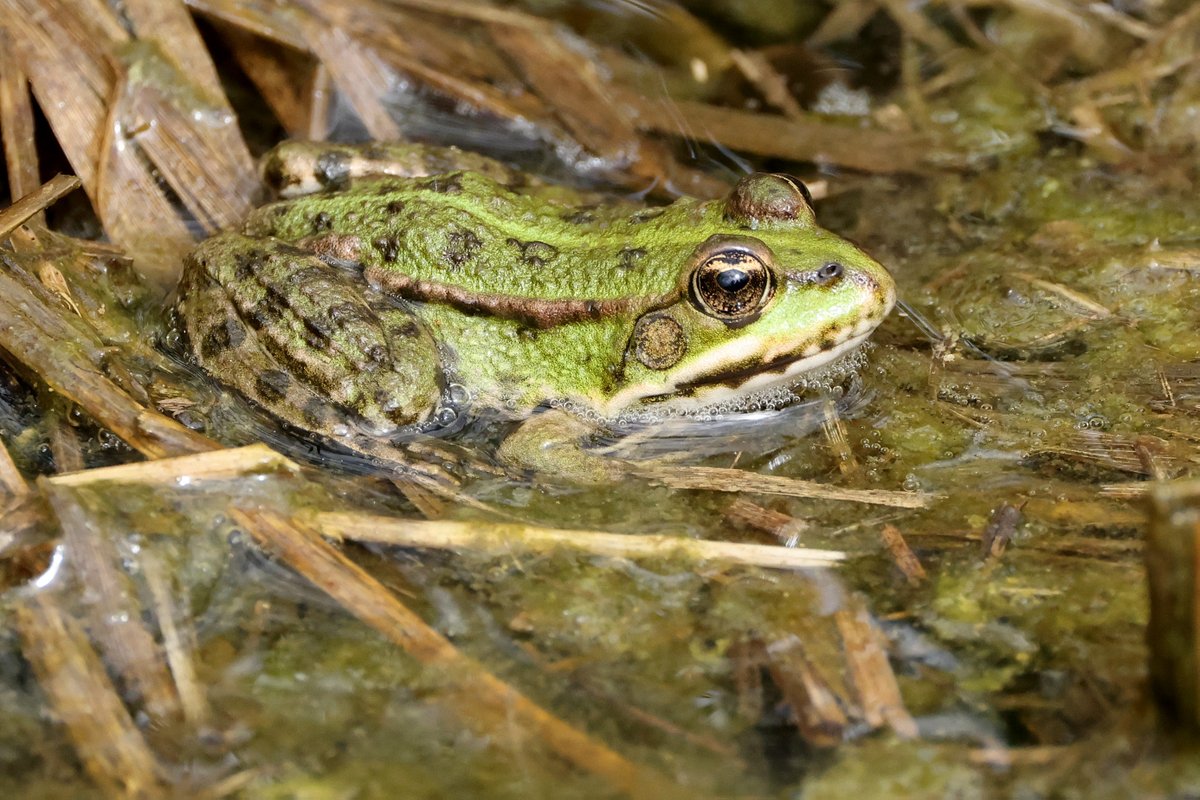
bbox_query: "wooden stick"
[0,35,43,209]
[0,174,80,239]
[41,479,183,724]
[0,267,219,459]
[0,436,29,495]
[140,551,212,727]
[879,523,927,585]
[835,603,918,738]
[633,463,934,508]
[233,507,687,799]
[1146,479,1200,735]
[627,94,935,175]
[50,443,299,487]
[314,512,847,570]
[764,636,849,748]
[15,594,166,799]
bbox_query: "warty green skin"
[179,143,896,443]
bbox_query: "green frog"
[178,141,895,476]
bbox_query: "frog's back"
[246,172,708,303]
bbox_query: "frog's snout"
[853,265,897,320]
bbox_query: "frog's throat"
[365,266,674,328]
[601,323,878,413]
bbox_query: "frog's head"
[612,173,895,411]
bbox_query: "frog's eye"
[690,250,775,322]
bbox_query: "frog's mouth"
[675,326,876,399]
[681,330,872,393]
[607,321,879,413]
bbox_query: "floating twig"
[0,266,218,459]
[879,523,927,585]
[233,507,688,799]
[314,512,847,570]
[1146,479,1200,735]
[15,593,167,799]
[50,443,299,487]
[764,635,850,748]
[0,437,29,495]
[41,479,183,725]
[633,463,934,508]
[0,174,80,240]
[835,602,918,738]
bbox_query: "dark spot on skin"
[247,303,283,329]
[507,239,559,267]
[386,199,405,215]
[363,144,391,161]
[503,172,529,189]
[562,206,597,224]
[287,266,329,287]
[443,228,483,269]
[328,302,370,326]
[390,319,421,339]
[301,397,328,427]
[255,369,292,402]
[819,324,842,350]
[311,212,333,233]
[618,247,647,270]
[516,327,539,342]
[302,327,325,349]
[316,150,351,189]
[419,173,464,194]
[200,317,246,359]
[628,208,664,224]
[233,250,267,282]
[366,344,389,365]
[261,155,295,193]
[275,243,311,259]
[374,235,402,262]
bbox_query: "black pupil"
[716,269,749,292]
[820,263,843,280]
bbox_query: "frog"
[177,141,896,479]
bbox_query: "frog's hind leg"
[259,140,529,199]
[179,233,443,439]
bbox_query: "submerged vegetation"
[1,0,1200,797]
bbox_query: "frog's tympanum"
[178,142,895,474]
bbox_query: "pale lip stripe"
[598,325,880,414]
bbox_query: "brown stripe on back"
[365,265,676,328]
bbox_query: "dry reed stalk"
[232,506,690,800]
[763,636,851,748]
[0,437,29,495]
[50,443,299,487]
[0,253,218,459]
[879,523,927,585]
[15,593,167,799]
[315,512,846,570]
[41,479,183,725]
[835,603,918,738]
[0,33,43,210]
[1146,479,1200,736]
[634,463,934,507]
